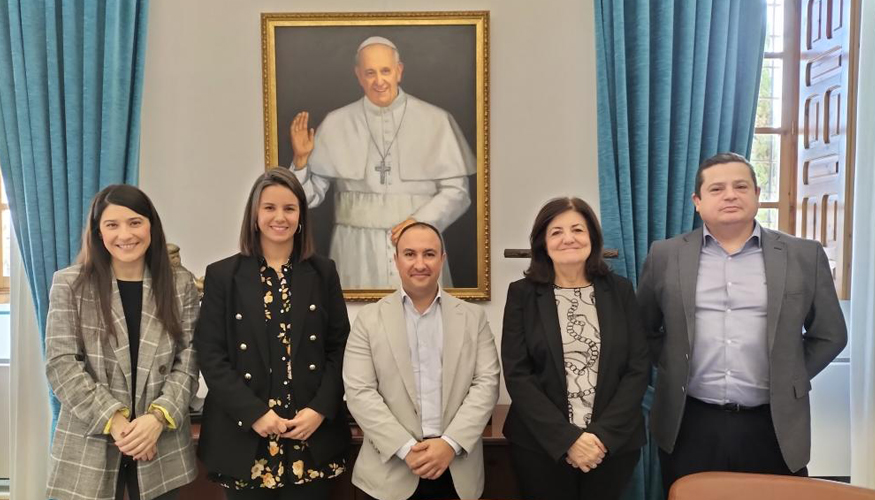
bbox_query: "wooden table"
[178,405,520,499]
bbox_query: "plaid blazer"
[45,264,200,500]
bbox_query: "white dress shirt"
[394,288,462,459]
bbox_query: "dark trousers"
[510,443,640,500]
[115,457,179,500]
[363,470,458,500]
[659,397,808,496]
[224,478,333,500]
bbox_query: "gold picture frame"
[261,11,490,301]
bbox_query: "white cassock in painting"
[290,36,476,289]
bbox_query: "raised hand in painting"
[290,111,315,169]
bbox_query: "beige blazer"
[45,265,200,500]
[343,290,500,500]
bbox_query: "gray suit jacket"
[637,227,847,472]
[343,290,500,500]
[45,265,200,500]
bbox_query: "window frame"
[754,0,801,235]
[756,0,861,299]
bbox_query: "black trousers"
[510,443,640,500]
[115,457,179,500]
[363,470,458,500]
[224,478,333,500]
[659,397,808,496]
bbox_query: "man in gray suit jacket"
[638,152,847,492]
[343,222,500,500]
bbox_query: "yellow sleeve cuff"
[104,408,131,435]
[148,404,178,430]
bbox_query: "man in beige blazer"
[343,222,500,500]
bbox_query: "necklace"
[363,96,408,185]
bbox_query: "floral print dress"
[213,259,346,490]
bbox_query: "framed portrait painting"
[262,11,490,300]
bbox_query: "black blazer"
[195,253,351,479]
[501,273,649,462]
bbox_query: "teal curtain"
[594,1,766,499]
[596,0,766,284]
[0,0,149,423]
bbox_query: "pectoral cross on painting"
[375,160,391,185]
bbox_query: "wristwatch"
[149,408,168,429]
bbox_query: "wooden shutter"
[795,0,861,299]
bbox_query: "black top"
[118,279,143,412]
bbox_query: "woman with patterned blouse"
[501,197,650,500]
[195,168,351,499]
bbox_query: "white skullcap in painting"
[357,36,398,53]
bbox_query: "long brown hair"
[525,197,610,284]
[239,167,314,262]
[74,185,182,342]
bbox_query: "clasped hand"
[565,432,607,473]
[404,438,455,480]
[112,411,163,461]
[251,408,325,441]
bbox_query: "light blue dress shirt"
[688,222,771,407]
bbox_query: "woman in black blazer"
[195,168,350,500]
[502,197,649,500]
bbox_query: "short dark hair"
[239,167,314,262]
[525,197,610,284]
[695,152,758,198]
[395,221,445,254]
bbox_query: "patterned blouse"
[554,285,601,429]
[213,259,345,490]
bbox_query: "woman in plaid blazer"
[45,185,200,500]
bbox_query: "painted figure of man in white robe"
[289,36,476,289]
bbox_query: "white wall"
[139,0,600,404]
